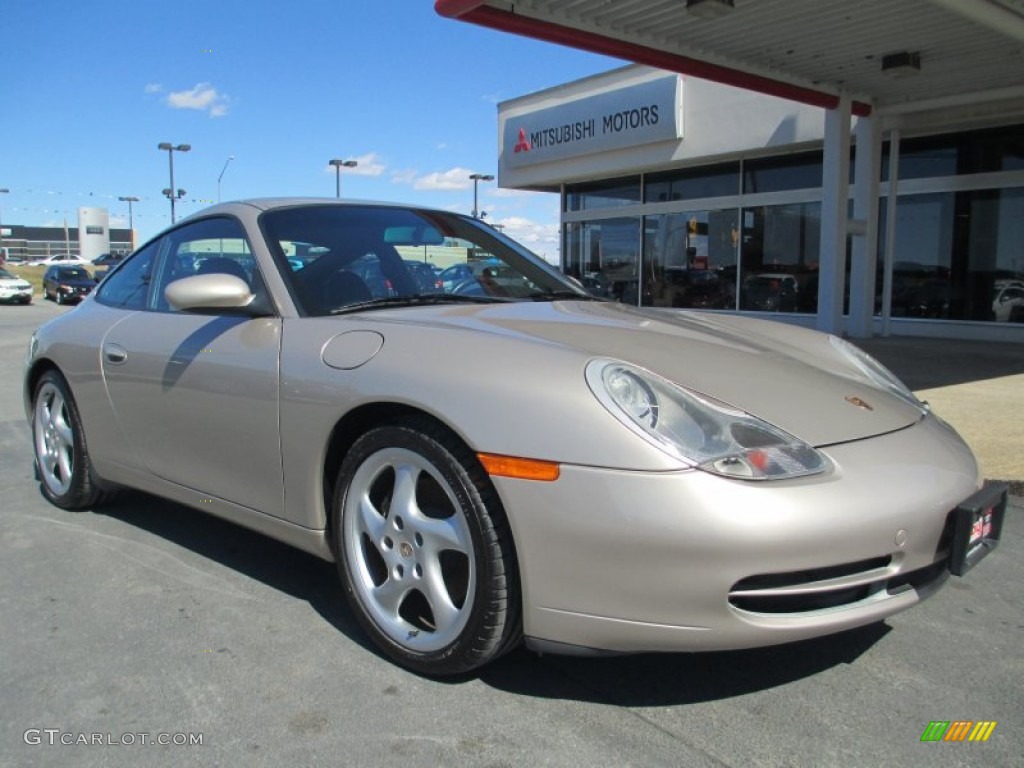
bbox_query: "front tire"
[32,370,109,510]
[333,419,521,676]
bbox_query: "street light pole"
[118,195,140,250]
[158,142,191,222]
[218,155,235,202]
[469,173,494,219]
[328,158,358,198]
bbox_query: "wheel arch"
[320,402,521,568]
[24,357,62,419]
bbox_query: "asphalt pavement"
[1,300,1021,767]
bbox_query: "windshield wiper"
[329,294,511,314]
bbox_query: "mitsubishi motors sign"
[503,74,682,168]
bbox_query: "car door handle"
[103,343,128,365]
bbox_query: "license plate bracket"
[949,481,1007,576]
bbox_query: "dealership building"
[1,207,132,262]
[440,0,1024,342]
[498,64,1023,341]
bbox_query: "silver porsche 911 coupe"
[25,199,1005,676]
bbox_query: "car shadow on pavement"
[97,490,891,702]
[477,623,890,705]
[96,490,379,655]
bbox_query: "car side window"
[94,240,160,309]
[151,217,266,312]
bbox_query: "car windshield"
[0,268,16,279]
[58,268,90,280]
[261,204,592,316]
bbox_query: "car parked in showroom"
[25,199,1006,676]
[0,266,33,304]
[741,272,800,312]
[41,265,97,304]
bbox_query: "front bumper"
[0,287,33,303]
[494,414,985,655]
[57,287,91,302]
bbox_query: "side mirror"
[165,273,269,315]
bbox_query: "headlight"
[586,359,830,481]
[829,336,927,413]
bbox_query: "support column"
[848,112,881,338]
[881,129,901,337]
[816,93,852,335]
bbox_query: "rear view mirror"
[165,273,261,313]
[384,226,445,246]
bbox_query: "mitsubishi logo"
[514,127,531,153]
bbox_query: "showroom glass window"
[875,124,1024,323]
[565,177,641,211]
[564,218,641,303]
[642,210,739,309]
[645,162,740,203]
[878,187,1024,322]
[94,239,161,309]
[882,124,1024,180]
[734,204,822,314]
[743,151,823,193]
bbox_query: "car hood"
[365,300,922,447]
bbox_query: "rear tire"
[332,419,521,676]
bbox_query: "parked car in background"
[439,259,502,292]
[0,267,33,304]
[42,265,97,304]
[992,283,1024,322]
[403,260,444,292]
[34,253,89,267]
[92,253,127,266]
[24,198,1005,677]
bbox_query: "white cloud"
[144,83,163,94]
[412,167,478,191]
[493,215,560,263]
[390,168,417,185]
[166,83,230,118]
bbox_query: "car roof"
[178,197,459,223]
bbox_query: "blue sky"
[1,0,619,260]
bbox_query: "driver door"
[100,217,285,519]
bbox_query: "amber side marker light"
[477,453,560,482]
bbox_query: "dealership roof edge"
[435,0,1024,121]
